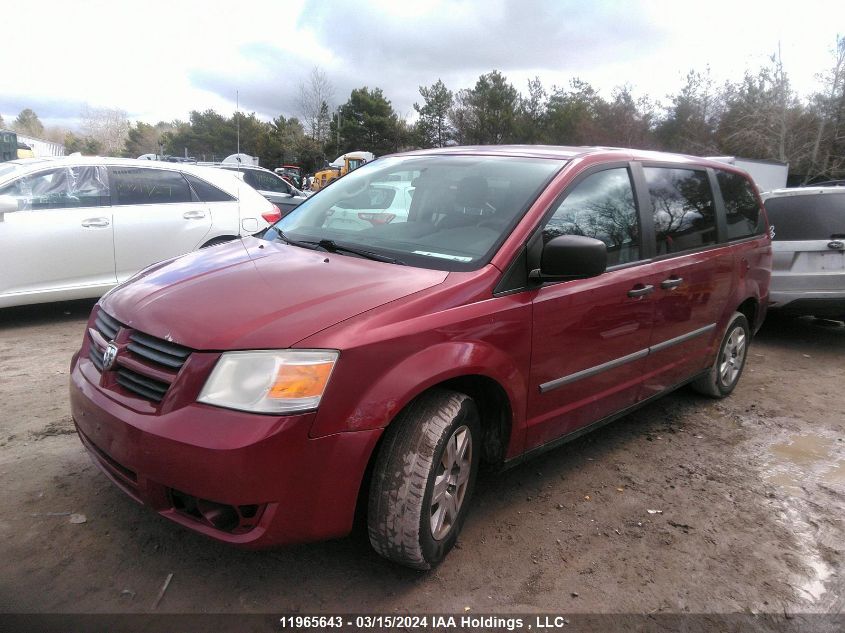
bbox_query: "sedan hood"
[101,237,448,350]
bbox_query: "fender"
[309,339,529,456]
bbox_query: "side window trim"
[629,161,656,260]
[707,167,728,244]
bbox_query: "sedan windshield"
[266,155,565,270]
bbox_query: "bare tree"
[81,104,130,156]
[807,35,845,181]
[298,67,334,143]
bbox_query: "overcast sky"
[2,0,842,132]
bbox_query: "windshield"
[266,154,565,270]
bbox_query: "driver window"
[543,168,641,267]
[0,166,109,211]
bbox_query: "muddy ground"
[0,300,842,622]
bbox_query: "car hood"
[101,237,448,350]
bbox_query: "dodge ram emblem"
[102,342,118,371]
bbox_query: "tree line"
[4,37,843,182]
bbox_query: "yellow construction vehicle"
[311,151,374,192]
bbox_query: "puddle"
[780,504,835,603]
[764,432,845,491]
[739,417,844,608]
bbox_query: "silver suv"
[762,187,845,319]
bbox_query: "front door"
[0,165,115,300]
[527,166,655,450]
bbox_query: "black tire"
[691,312,750,398]
[368,389,480,569]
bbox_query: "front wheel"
[691,312,750,398]
[368,389,480,569]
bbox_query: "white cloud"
[1,0,841,129]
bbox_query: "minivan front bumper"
[69,354,381,547]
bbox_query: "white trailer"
[16,133,65,157]
[708,156,788,193]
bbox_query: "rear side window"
[184,173,236,202]
[764,192,845,241]
[717,170,765,240]
[645,167,716,254]
[543,168,641,266]
[111,168,192,206]
[249,169,292,194]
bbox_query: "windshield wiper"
[314,239,404,265]
[273,228,320,250]
[273,230,403,264]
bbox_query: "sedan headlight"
[198,350,338,414]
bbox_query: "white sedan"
[0,156,279,308]
[323,181,415,232]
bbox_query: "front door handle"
[183,210,206,219]
[660,277,684,290]
[81,217,110,228]
[627,284,654,298]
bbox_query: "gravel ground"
[0,300,842,622]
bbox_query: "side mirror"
[530,235,607,281]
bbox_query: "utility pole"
[335,107,341,156]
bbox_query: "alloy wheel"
[430,425,472,541]
[719,326,747,387]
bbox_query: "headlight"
[198,350,338,414]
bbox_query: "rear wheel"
[368,389,480,569]
[691,312,749,398]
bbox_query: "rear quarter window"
[184,173,236,202]
[717,170,766,240]
[764,192,845,241]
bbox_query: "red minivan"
[69,146,771,568]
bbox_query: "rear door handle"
[81,217,110,228]
[660,277,684,290]
[183,210,206,219]
[627,284,654,298]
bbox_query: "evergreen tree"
[414,79,454,148]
